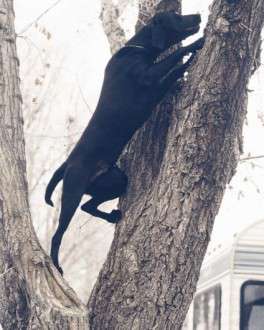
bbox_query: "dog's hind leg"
[81,166,128,223]
[82,198,122,223]
[50,165,87,274]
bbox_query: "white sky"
[14,0,264,248]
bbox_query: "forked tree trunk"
[88,0,264,329]
[1,0,264,328]
[0,1,88,328]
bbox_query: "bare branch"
[240,154,264,162]
[18,0,64,35]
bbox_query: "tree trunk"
[0,1,88,328]
[100,0,127,54]
[88,0,264,329]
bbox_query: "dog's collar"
[123,44,154,57]
[123,44,152,54]
[124,44,147,51]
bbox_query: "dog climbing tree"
[0,0,263,329]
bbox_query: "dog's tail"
[45,162,67,207]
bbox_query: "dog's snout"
[195,14,201,24]
[183,14,201,26]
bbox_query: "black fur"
[45,11,204,274]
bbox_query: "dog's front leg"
[160,53,195,89]
[139,37,204,86]
[152,53,196,103]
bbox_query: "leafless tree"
[0,1,88,327]
[0,0,263,328]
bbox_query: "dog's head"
[151,11,201,50]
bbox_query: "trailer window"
[240,281,264,330]
[193,285,221,330]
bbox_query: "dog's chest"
[103,57,153,106]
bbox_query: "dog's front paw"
[190,37,205,52]
[107,210,122,223]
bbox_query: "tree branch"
[18,0,64,35]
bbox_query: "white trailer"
[183,219,264,330]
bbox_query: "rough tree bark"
[0,1,88,328]
[88,0,264,329]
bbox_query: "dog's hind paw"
[55,265,64,276]
[107,210,122,223]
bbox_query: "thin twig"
[17,35,46,66]
[240,155,264,162]
[18,0,64,35]
[76,77,93,114]
[24,132,82,139]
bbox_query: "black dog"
[45,11,204,274]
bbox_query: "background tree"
[0,0,88,328]
[87,0,264,329]
[100,0,127,54]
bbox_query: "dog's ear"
[151,19,166,49]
